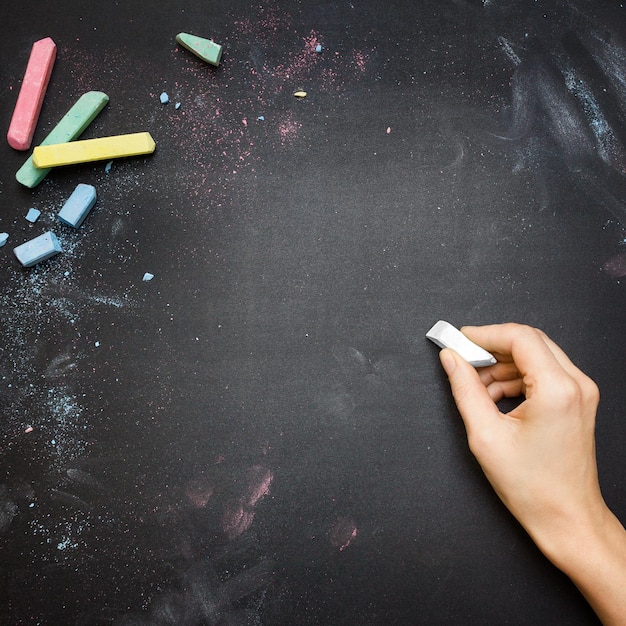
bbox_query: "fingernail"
[439,349,456,375]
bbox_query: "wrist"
[536,501,618,569]
[531,502,626,624]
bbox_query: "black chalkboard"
[1,1,625,623]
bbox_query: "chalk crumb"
[105,160,113,173]
[26,208,41,223]
[142,272,154,282]
[160,92,169,104]
[0,233,8,247]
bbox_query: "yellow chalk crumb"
[293,91,307,98]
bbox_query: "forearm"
[536,504,626,625]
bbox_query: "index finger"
[460,323,566,383]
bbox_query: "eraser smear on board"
[176,32,223,66]
[32,131,156,168]
[16,91,109,188]
[426,320,497,367]
[13,231,62,267]
[58,183,97,228]
[7,37,57,151]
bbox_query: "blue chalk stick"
[26,208,41,222]
[58,183,97,228]
[13,231,62,267]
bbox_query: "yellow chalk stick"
[32,132,156,168]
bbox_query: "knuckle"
[451,378,474,406]
[549,375,599,414]
[580,376,600,407]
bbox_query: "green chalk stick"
[16,91,109,188]
[176,32,223,66]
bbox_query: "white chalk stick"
[426,320,496,367]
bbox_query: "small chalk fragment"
[25,208,41,222]
[24,426,34,434]
[160,92,169,104]
[13,231,62,267]
[257,115,265,121]
[105,160,113,173]
[58,183,97,228]
[294,90,307,98]
[175,102,181,109]
[315,44,322,53]
[0,233,8,247]
[16,91,109,188]
[32,132,156,168]
[142,272,154,281]
[7,37,57,150]
[426,320,497,368]
[176,32,223,66]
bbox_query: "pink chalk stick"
[7,37,57,151]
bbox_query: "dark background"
[1,1,625,624]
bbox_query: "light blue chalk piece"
[105,160,113,173]
[0,233,8,247]
[26,208,41,223]
[95,341,100,347]
[315,44,322,53]
[160,92,169,104]
[257,115,265,121]
[175,102,181,109]
[142,272,154,281]
[58,183,97,228]
[13,231,62,267]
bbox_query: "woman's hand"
[439,323,626,625]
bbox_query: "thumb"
[439,348,500,436]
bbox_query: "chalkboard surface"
[1,1,625,624]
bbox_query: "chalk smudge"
[328,516,358,551]
[446,28,626,228]
[222,465,274,539]
[603,252,626,277]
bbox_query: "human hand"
[438,323,603,559]
[439,323,626,624]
